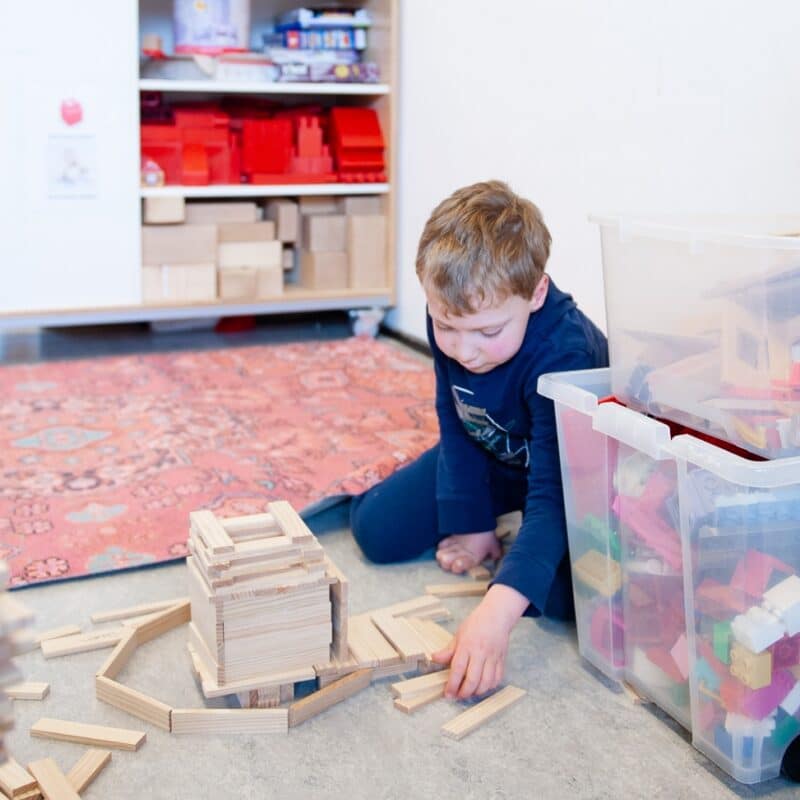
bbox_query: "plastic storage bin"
[592,214,800,459]
[540,367,800,784]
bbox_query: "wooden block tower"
[187,502,348,691]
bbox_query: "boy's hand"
[436,530,502,574]
[432,584,529,699]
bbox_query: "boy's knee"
[349,493,394,564]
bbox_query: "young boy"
[350,180,608,700]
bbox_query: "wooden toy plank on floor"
[40,629,125,659]
[27,758,81,800]
[95,629,138,680]
[66,749,111,794]
[34,626,81,645]
[95,676,172,731]
[370,612,428,661]
[394,685,445,714]
[440,685,527,740]
[5,682,49,700]
[171,708,288,735]
[0,757,37,798]
[405,617,453,655]
[288,668,373,728]
[390,669,450,699]
[90,597,189,624]
[132,600,191,645]
[425,581,490,598]
[30,718,146,751]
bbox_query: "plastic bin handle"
[592,402,672,461]
[537,370,608,413]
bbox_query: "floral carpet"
[0,337,437,587]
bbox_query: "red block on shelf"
[329,107,386,182]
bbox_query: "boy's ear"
[528,274,550,312]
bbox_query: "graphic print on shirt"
[451,385,530,467]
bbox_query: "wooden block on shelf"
[440,685,527,741]
[299,250,348,290]
[66,749,112,794]
[143,196,185,224]
[425,581,489,598]
[288,668,373,728]
[142,263,217,304]
[95,676,172,731]
[256,265,284,298]
[337,195,383,215]
[347,214,387,289]
[141,223,216,265]
[5,682,50,700]
[185,201,258,224]
[264,199,299,243]
[218,220,276,243]
[31,717,146,751]
[298,196,338,215]
[302,214,347,252]
[282,246,295,271]
[26,758,81,800]
[218,240,282,269]
[171,708,288,735]
[218,267,258,301]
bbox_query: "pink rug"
[0,337,437,587]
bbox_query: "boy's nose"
[454,338,477,363]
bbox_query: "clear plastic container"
[592,214,800,459]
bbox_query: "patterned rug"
[0,337,437,587]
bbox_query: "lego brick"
[27,758,81,800]
[347,214,387,288]
[217,220,276,243]
[184,201,258,224]
[440,685,527,740]
[729,641,773,690]
[337,195,383,215]
[300,250,348,290]
[218,240,282,269]
[264,199,299,242]
[31,717,146,751]
[142,263,217,304]
[141,224,216,265]
[256,265,284,298]
[66,749,112,794]
[143,196,185,224]
[302,214,347,252]
[219,267,258,300]
[731,606,785,653]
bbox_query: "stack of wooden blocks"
[187,502,348,697]
[299,195,387,291]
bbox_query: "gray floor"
[1,320,797,798]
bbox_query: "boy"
[350,180,608,699]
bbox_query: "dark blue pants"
[350,444,526,564]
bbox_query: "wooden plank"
[41,629,125,659]
[267,501,314,543]
[27,758,81,800]
[390,669,450,699]
[440,685,527,741]
[95,629,138,679]
[405,617,453,654]
[288,668,373,728]
[90,597,188,624]
[31,717,146,751]
[95,677,172,731]
[190,509,235,554]
[220,512,279,537]
[468,564,492,580]
[370,612,427,660]
[326,556,349,662]
[393,685,445,714]
[171,708,288,735]
[349,614,401,666]
[425,582,490,598]
[0,758,37,798]
[369,657,421,681]
[374,595,442,618]
[5,682,49,700]
[35,625,81,644]
[132,600,190,645]
[66,749,111,794]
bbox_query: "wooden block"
[326,556,349,663]
[405,617,453,656]
[5,682,50,700]
[347,214,387,288]
[142,263,217,303]
[190,510,235,554]
[31,718,146,751]
[218,220,275,243]
[288,668,373,728]
[393,685,445,714]
[133,600,190,645]
[264,199,299,242]
[91,597,188,624]
[218,240,282,269]
[141,224,216,265]
[41,628,125,659]
[348,614,400,667]
[337,195,383,215]
[440,685,526,741]
[95,629,137,679]
[0,758,37,798]
[267,501,314,542]
[376,595,444,619]
[302,214,347,252]
[236,686,280,709]
[468,564,492,580]
[425,582,489,598]
[66,749,111,794]
[95,677,172,731]
[298,196,338,215]
[370,613,427,660]
[299,250,348,290]
[390,669,450,699]
[143,195,185,224]
[282,246,295,270]
[27,758,81,800]
[35,625,81,644]
[220,512,280,537]
[256,265,283,298]
[185,201,258,224]
[370,657,422,681]
[218,267,257,300]
[171,708,288,735]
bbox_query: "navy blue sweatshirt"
[428,280,608,615]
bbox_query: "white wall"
[388,0,800,342]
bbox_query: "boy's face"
[428,276,548,374]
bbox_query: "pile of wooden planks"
[187,503,347,689]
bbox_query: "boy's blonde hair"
[415,180,551,315]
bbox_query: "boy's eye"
[480,327,503,337]
[434,321,452,332]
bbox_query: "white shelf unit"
[0,0,396,328]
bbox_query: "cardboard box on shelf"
[185,201,259,224]
[347,215,387,288]
[263,200,299,243]
[218,221,276,243]
[141,224,217,265]
[218,240,282,269]
[302,214,347,252]
[300,250,348,290]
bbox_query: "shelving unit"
[0,0,397,328]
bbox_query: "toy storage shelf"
[141,183,390,199]
[139,79,390,96]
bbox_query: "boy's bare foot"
[436,530,502,575]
